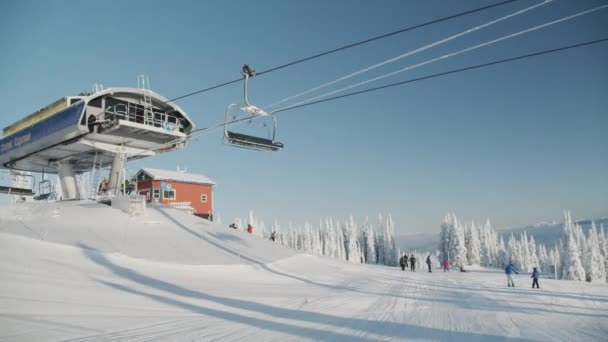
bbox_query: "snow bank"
[0,200,295,265]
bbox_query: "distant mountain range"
[397,217,608,253]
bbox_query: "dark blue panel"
[0,102,85,157]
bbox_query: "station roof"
[136,168,215,185]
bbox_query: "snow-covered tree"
[538,244,548,273]
[362,218,376,264]
[385,214,398,266]
[439,213,454,262]
[480,219,499,267]
[452,220,467,266]
[549,243,561,279]
[585,222,606,283]
[466,222,481,266]
[344,215,361,263]
[519,232,531,272]
[507,234,521,270]
[599,225,608,282]
[497,236,508,267]
[528,234,540,272]
[561,211,586,281]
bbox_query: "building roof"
[137,168,215,185]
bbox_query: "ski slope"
[1,201,607,341]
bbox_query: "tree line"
[228,211,400,266]
[438,211,607,283]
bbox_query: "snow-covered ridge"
[0,200,295,265]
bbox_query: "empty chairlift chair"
[224,65,284,152]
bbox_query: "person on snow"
[247,224,253,234]
[409,255,416,271]
[403,254,409,268]
[531,267,540,289]
[229,223,237,229]
[443,259,450,272]
[426,255,432,273]
[270,231,276,242]
[505,262,519,287]
[400,255,406,271]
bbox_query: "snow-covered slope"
[1,201,607,341]
[0,200,295,265]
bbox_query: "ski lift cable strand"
[130,37,608,157]
[263,0,552,110]
[272,3,608,113]
[164,0,519,103]
[272,37,608,114]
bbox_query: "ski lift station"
[0,79,195,200]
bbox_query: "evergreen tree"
[561,211,586,281]
[498,236,508,268]
[520,232,531,272]
[599,225,608,282]
[345,215,360,263]
[548,244,561,279]
[507,234,521,269]
[364,220,376,264]
[449,217,467,266]
[528,234,540,271]
[585,222,606,283]
[538,244,548,273]
[385,215,398,266]
[466,221,481,266]
[439,213,454,261]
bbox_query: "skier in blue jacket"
[531,267,540,289]
[505,263,518,287]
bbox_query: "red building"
[134,168,215,220]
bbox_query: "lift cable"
[272,37,608,114]
[263,0,551,110]
[164,0,520,103]
[131,37,608,158]
[271,2,608,112]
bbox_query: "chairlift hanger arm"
[222,65,284,151]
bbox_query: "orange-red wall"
[136,180,213,216]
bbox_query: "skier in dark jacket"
[399,256,406,271]
[410,255,416,271]
[426,255,432,273]
[505,263,518,287]
[531,267,540,289]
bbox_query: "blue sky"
[1,0,607,233]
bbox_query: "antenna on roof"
[92,83,104,94]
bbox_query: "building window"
[201,194,207,203]
[163,189,176,200]
[153,189,160,199]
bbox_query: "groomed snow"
[1,201,607,341]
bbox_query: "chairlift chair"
[35,170,52,200]
[224,65,284,152]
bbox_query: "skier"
[247,224,253,234]
[400,255,406,271]
[443,260,450,272]
[403,254,409,269]
[426,255,432,273]
[409,255,416,271]
[270,231,276,242]
[531,267,540,289]
[505,262,518,287]
[229,223,237,229]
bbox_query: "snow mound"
[0,200,295,265]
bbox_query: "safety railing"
[104,102,184,133]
